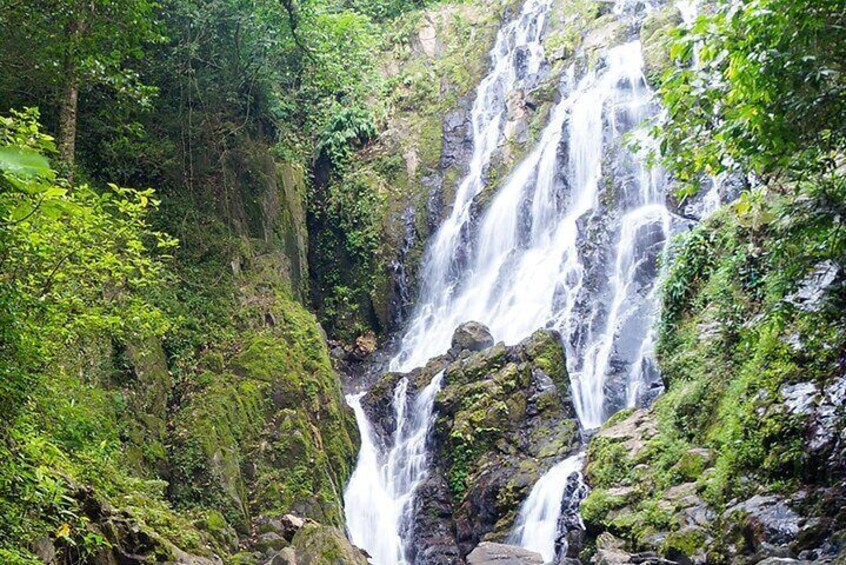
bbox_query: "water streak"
[510,452,587,562]
[344,372,444,564]
[346,0,681,560]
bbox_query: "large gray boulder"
[451,321,495,353]
[466,543,544,564]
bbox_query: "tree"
[0,0,163,178]
[656,0,846,195]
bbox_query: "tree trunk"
[58,16,82,182]
[57,76,78,180]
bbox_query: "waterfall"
[344,2,555,562]
[392,0,553,372]
[344,372,444,564]
[345,0,682,559]
[509,452,587,562]
[393,37,671,428]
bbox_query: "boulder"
[264,547,298,565]
[724,495,801,547]
[363,328,581,560]
[451,321,495,353]
[784,260,841,313]
[290,524,368,565]
[466,542,544,564]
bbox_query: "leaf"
[0,146,53,179]
[55,522,71,539]
[10,202,34,222]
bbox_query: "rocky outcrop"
[451,321,496,354]
[362,325,581,563]
[169,295,359,532]
[247,514,368,565]
[31,482,225,565]
[580,398,846,564]
[465,542,544,564]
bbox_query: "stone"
[781,382,820,417]
[171,549,224,564]
[451,321,495,353]
[264,547,298,565]
[466,542,544,564]
[784,260,841,312]
[33,537,57,564]
[365,329,579,560]
[593,409,658,460]
[256,532,288,553]
[290,524,368,565]
[597,533,626,551]
[593,548,633,565]
[724,495,801,547]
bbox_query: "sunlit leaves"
[656,0,846,197]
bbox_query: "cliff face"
[0,126,365,563]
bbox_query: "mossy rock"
[444,342,510,387]
[291,524,368,564]
[661,527,707,562]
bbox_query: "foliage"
[0,110,194,560]
[656,0,846,195]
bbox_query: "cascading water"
[393,36,671,428]
[391,0,552,373]
[343,2,554,563]
[345,0,686,559]
[509,452,587,561]
[344,372,444,564]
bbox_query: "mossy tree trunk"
[58,17,82,181]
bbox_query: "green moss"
[586,437,635,489]
[585,180,846,553]
[661,528,707,560]
[580,488,629,525]
[291,523,368,564]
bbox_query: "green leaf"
[0,146,53,179]
[9,202,34,222]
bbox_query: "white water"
[393,38,671,428]
[344,372,444,564]
[510,452,586,561]
[344,2,555,562]
[346,0,681,560]
[391,0,552,373]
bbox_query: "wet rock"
[784,260,841,312]
[365,328,580,560]
[451,321,496,353]
[466,542,544,564]
[557,470,591,558]
[724,495,802,547]
[408,470,462,565]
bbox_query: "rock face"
[466,542,544,564]
[362,327,581,563]
[581,397,846,565]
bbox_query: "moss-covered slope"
[580,178,846,563]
